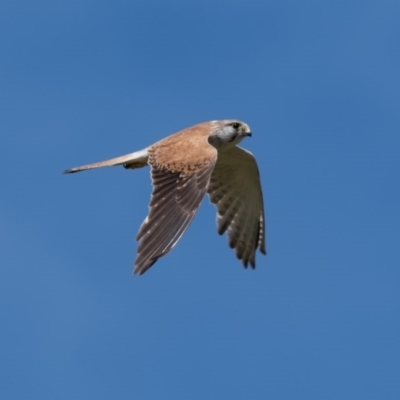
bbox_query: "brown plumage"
[64,120,266,274]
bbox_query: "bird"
[64,120,266,275]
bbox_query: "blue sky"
[1,1,399,399]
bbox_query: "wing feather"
[134,154,216,275]
[208,146,266,268]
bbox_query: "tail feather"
[63,148,149,174]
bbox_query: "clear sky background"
[1,1,399,399]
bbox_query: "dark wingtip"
[133,258,157,276]
[240,255,256,270]
[218,226,227,235]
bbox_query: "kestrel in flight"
[64,120,266,275]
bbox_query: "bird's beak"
[243,124,252,137]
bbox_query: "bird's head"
[208,120,252,149]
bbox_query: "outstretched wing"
[207,146,266,268]
[134,145,217,275]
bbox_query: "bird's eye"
[231,122,240,129]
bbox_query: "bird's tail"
[63,148,149,174]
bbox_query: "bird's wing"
[207,145,266,268]
[134,136,217,275]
